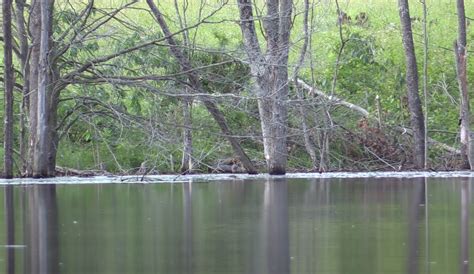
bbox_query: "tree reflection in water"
[0,177,471,274]
[263,178,290,274]
[182,181,194,274]
[23,185,59,274]
[5,185,15,274]
[460,179,470,274]
[406,178,425,274]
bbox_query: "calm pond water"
[0,176,472,274]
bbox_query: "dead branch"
[295,78,460,154]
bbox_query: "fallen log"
[55,166,112,177]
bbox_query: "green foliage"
[3,0,471,173]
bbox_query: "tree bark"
[294,0,317,169]
[237,0,293,174]
[3,0,14,178]
[146,0,257,174]
[31,0,56,178]
[174,1,194,174]
[455,0,471,169]
[28,0,41,176]
[33,0,52,177]
[422,0,429,169]
[181,97,194,173]
[398,0,426,169]
[297,89,318,168]
[15,0,30,175]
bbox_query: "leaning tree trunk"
[455,0,472,169]
[398,0,426,169]
[3,0,14,178]
[146,0,257,174]
[237,0,293,174]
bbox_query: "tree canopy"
[1,0,473,177]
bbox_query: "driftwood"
[295,78,460,155]
[55,166,112,177]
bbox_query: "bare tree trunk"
[47,81,60,175]
[293,0,317,169]
[146,0,257,174]
[455,0,471,169]
[297,89,318,168]
[3,0,15,178]
[28,0,41,176]
[181,97,193,173]
[237,0,293,174]
[16,0,30,175]
[33,0,52,177]
[174,1,194,174]
[31,0,56,178]
[319,113,330,172]
[398,0,426,169]
[422,0,429,169]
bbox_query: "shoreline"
[1,170,474,185]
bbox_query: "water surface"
[0,176,472,274]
